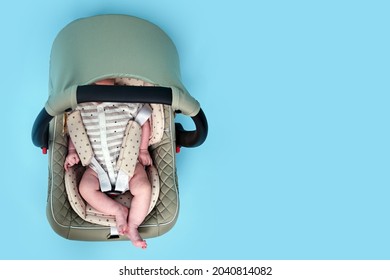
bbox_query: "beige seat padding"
[116,121,141,178]
[66,110,93,166]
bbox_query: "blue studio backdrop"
[1,0,390,259]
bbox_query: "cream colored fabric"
[149,103,164,145]
[66,110,94,166]
[116,120,141,177]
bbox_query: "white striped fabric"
[76,102,142,185]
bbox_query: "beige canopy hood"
[32,14,207,151]
[47,14,199,117]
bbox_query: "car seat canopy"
[47,14,199,117]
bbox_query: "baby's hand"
[139,149,152,166]
[64,151,80,171]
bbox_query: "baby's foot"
[115,206,129,235]
[126,227,147,249]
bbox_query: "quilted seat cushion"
[47,104,178,240]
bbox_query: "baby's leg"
[126,163,152,249]
[79,168,129,234]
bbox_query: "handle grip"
[175,108,208,148]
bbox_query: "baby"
[64,79,152,249]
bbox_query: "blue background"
[1,0,389,260]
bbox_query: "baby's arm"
[64,137,80,171]
[138,119,152,166]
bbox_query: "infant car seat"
[31,14,208,241]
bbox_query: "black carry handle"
[32,85,208,152]
[77,85,173,104]
[175,108,208,148]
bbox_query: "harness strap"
[67,110,93,166]
[115,120,141,178]
[89,157,112,193]
[115,104,152,178]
